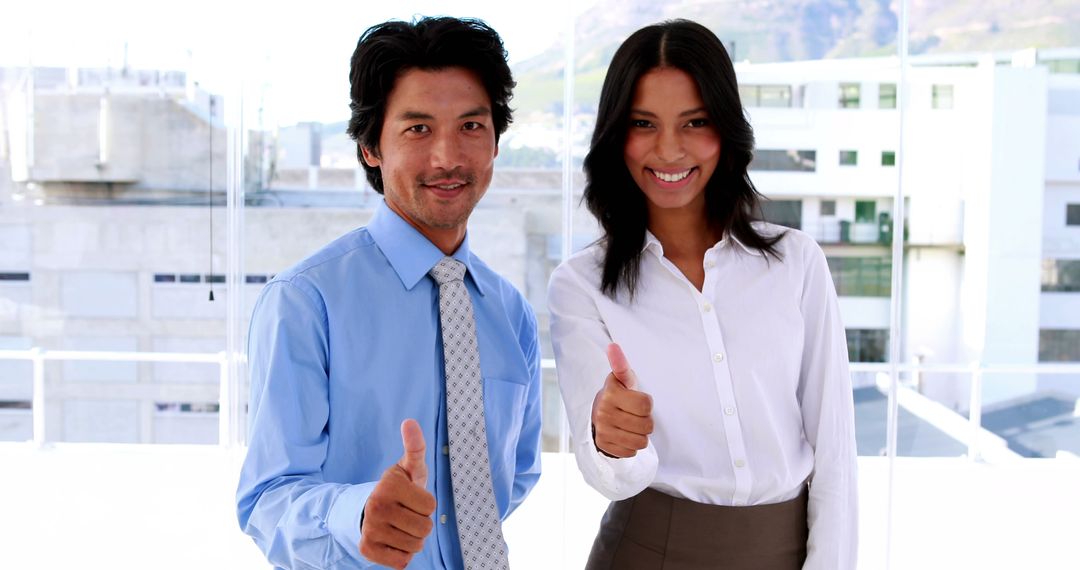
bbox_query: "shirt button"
[440,514,447,524]
[702,303,712,313]
[442,445,449,455]
[734,459,746,468]
[724,407,735,416]
[713,353,724,363]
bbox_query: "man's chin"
[419,210,472,231]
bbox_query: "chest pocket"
[481,376,527,485]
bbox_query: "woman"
[548,20,857,569]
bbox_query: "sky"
[0,0,599,126]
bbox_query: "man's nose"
[429,130,465,170]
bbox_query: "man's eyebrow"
[393,107,491,121]
[459,106,491,119]
[396,111,434,121]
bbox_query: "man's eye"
[462,121,485,131]
[406,125,429,134]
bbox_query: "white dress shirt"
[548,224,857,569]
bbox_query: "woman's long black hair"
[584,19,783,298]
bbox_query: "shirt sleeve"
[547,261,659,501]
[509,303,543,516]
[796,241,859,570]
[235,280,376,569]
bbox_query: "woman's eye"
[630,119,653,128]
[687,118,710,128]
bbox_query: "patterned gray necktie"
[429,257,509,570]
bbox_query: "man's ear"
[360,145,381,167]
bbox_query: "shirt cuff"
[579,437,658,501]
[327,482,376,563]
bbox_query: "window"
[846,329,889,362]
[839,150,858,166]
[738,85,757,105]
[759,85,792,108]
[839,83,860,108]
[1067,204,1080,226]
[760,200,803,229]
[879,83,897,109]
[881,151,896,166]
[820,200,837,216]
[739,84,792,108]
[932,84,954,109]
[153,274,177,283]
[155,402,221,413]
[1041,259,1080,292]
[828,257,893,296]
[1039,330,1080,361]
[750,149,816,171]
[855,200,877,223]
[1047,59,1080,74]
[0,272,30,281]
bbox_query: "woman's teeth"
[651,168,692,183]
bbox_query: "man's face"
[361,66,498,251]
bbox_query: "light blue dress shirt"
[236,201,543,569]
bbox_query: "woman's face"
[623,66,721,220]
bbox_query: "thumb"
[606,343,638,390]
[398,419,427,487]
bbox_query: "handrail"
[1,350,1077,451]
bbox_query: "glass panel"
[932,84,954,109]
[759,85,792,108]
[1039,330,1080,361]
[839,82,861,108]
[760,199,803,229]
[1,20,228,444]
[738,84,759,106]
[839,150,858,166]
[1042,259,1080,292]
[879,82,897,109]
[881,150,896,166]
[750,149,817,171]
[1067,204,1080,226]
[855,200,877,223]
[846,329,890,362]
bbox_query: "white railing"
[0,348,240,447]
[1,350,1078,460]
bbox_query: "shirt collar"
[367,200,486,295]
[642,228,763,258]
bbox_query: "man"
[236,17,542,570]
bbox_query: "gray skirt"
[585,486,808,570]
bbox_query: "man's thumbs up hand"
[360,419,437,569]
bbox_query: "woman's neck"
[649,209,722,262]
